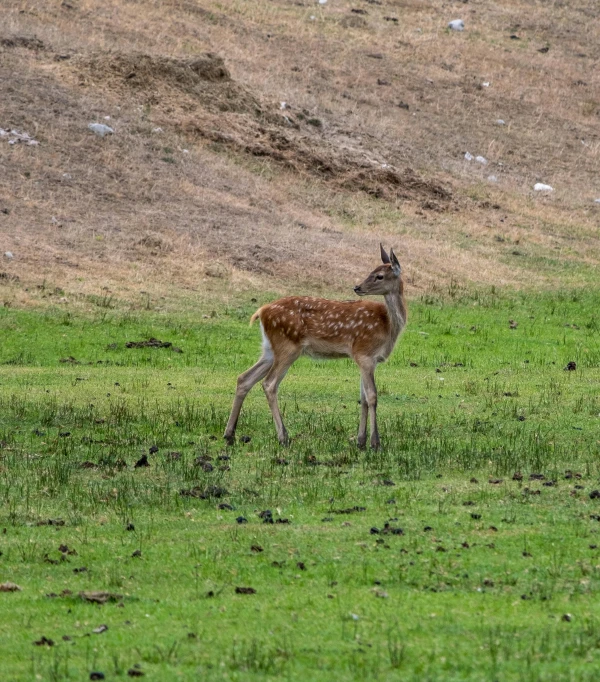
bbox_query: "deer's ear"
[380,243,390,264]
[390,248,401,275]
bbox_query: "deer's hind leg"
[224,338,274,444]
[262,341,302,446]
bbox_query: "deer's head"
[354,244,402,297]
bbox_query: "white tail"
[224,244,407,449]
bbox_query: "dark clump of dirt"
[235,586,256,595]
[33,636,54,646]
[134,454,149,468]
[259,509,274,523]
[37,518,65,527]
[180,485,228,499]
[126,338,172,349]
[330,506,367,515]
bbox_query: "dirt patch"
[72,50,451,205]
[74,51,263,116]
[0,35,45,51]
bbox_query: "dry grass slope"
[1,0,599,307]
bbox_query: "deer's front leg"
[262,346,301,446]
[356,359,380,450]
[357,378,368,449]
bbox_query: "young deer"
[224,245,407,449]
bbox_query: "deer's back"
[257,296,390,358]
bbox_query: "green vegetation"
[1,288,600,681]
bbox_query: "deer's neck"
[384,280,407,346]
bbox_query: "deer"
[224,245,407,450]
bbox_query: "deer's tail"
[249,307,264,326]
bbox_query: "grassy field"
[2,288,600,681]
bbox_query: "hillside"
[1,0,599,308]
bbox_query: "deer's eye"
[376,274,384,280]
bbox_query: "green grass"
[1,287,600,680]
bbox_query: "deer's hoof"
[224,433,235,446]
[370,439,381,451]
[357,438,367,450]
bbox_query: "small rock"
[562,613,573,622]
[464,152,474,161]
[448,19,465,31]
[4,251,13,260]
[594,198,600,204]
[88,123,114,137]
[496,119,506,125]
[487,175,498,182]
[475,155,488,165]
[533,183,553,192]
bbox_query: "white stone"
[482,82,490,87]
[152,127,163,133]
[487,175,498,183]
[496,119,505,125]
[448,19,465,31]
[280,102,287,110]
[475,156,488,165]
[88,123,114,137]
[464,152,473,161]
[594,198,600,204]
[533,183,553,192]
[4,251,14,260]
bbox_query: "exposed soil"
[1,0,599,301]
